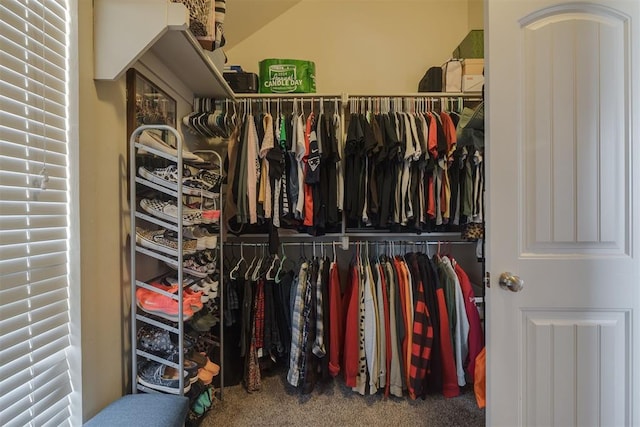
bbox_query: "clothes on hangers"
[226,100,342,236]
[343,100,484,233]
[341,247,483,399]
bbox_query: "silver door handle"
[499,272,524,292]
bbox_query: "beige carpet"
[200,372,485,427]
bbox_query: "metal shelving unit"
[129,124,224,400]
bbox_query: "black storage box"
[223,72,259,93]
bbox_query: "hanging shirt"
[328,260,343,377]
[287,262,309,387]
[295,113,306,220]
[246,113,260,224]
[442,256,469,387]
[453,261,484,380]
[342,263,360,388]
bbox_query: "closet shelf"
[135,177,180,199]
[136,313,180,334]
[94,0,235,99]
[135,212,180,233]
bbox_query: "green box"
[259,59,316,94]
[452,30,484,59]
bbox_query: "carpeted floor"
[200,371,485,427]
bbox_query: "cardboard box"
[463,58,484,76]
[453,30,484,59]
[462,74,484,92]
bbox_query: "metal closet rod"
[224,240,469,247]
[234,92,481,99]
[235,93,344,99]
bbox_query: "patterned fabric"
[408,274,434,399]
[312,258,326,358]
[254,279,265,353]
[353,261,367,396]
[287,262,308,387]
[298,261,315,388]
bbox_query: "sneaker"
[181,175,216,198]
[135,227,197,256]
[137,360,191,394]
[136,287,194,320]
[162,275,199,288]
[196,169,223,193]
[166,353,200,384]
[184,225,217,249]
[140,198,203,226]
[137,325,182,356]
[138,165,210,197]
[164,256,210,278]
[183,227,207,251]
[137,129,204,163]
[147,281,204,312]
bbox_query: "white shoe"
[137,130,204,163]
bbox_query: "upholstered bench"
[84,394,189,427]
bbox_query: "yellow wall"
[226,0,471,93]
[468,0,484,30]
[78,0,129,419]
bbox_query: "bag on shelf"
[258,58,316,94]
[418,66,443,92]
[442,59,463,92]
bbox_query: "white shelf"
[94,0,235,99]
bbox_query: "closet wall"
[78,0,482,421]
[226,0,477,93]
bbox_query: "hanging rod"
[235,92,482,100]
[235,93,344,99]
[348,92,482,98]
[224,233,469,244]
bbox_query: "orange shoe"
[148,281,204,312]
[136,287,194,321]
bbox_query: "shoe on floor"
[137,360,191,394]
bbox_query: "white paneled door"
[486,0,639,425]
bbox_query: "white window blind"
[0,1,75,426]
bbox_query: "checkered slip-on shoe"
[135,227,198,256]
[138,165,209,197]
[140,198,203,226]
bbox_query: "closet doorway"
[486,0,639,425]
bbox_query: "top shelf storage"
[94,0,235,99]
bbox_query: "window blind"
[0,1,75,425]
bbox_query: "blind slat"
[0,200,67,216]
[0,186,68,204]
[0,350,70,423]
[2,94,66,129]
[0,274,66,309]
[0,240,67,263]
[1,59,66,99]
[1,226,68,247]
[0,250,67,276]
[0,325,69,387]
[0,155,67,177]
[0,139,68,165]
[3,108,68,140]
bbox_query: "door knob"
[499,272,524,292]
